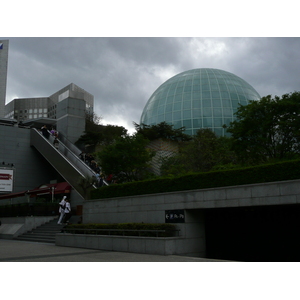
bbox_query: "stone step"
[14,217,63,244]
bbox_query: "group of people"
[79,152,101,173]
[40,125,60,149]
[57,196,71,225]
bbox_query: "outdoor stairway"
[14,218,63,244]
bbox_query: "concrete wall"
[82,178,300,257]
[56,233,187,255]
[56,97,86,144]
[0,216,55,238]
[0,125,60,202]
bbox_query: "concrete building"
[4,83,93,143]
[0,40,9,118]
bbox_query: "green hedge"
[65,223,177,237]
[90,159,300,199]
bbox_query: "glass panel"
[165,112,172,122]
[173,102,182,111]
[212,91,221,98]
[203,118,212,127]
[192,109,201,118]
[221,91,230,98]
[212,99,221,106]
[193,118,202,128]
[183,110,191,119]
[176,86,184,93]
[202,99,212,107]
[183,93,191,101]
[173,111,182,120]
[214,118,223,127]
[203,107,212,117]
[174,94,182,102]
[192,85,200,91]
[222,99,231,107]
[184,86,192,93]
[223,108,232,117]
[202,91,211,98]
[157,106,165,114]
[183,100,191,109]
[173,120,183,129]
[202,84,210,91]
[192,100,201,109]
[231,100,239,108]
[210,84,219,91]
[157,115,164,123]
[213,108,222,116]
[165,104,172,112]
[192,92,201,100]
[183,120,192,128]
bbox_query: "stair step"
[14,218,63,244]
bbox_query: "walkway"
[0,239,223,262]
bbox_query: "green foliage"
[96,134,155,182]
[160,129,237,176]
[75,111,127,150]
[226,92,300,164]
[91,158,300,199]
[134,121,191,142]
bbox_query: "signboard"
[165,210,185,223]
[0,169,14,192]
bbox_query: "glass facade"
[140,68,261,136]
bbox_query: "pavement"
[0,238,225,262]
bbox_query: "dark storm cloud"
[2,37,300,133]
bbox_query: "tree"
[160,129,237,176]
[134,121,191,142]
[76,111,127,151]
[96,134,155,182]
[225,92,300,164]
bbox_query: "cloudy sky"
[1,1,299,134]
[1,37,300,134]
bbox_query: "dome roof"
[140,68,261,136]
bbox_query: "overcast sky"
[1,37,300,134]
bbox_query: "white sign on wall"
[0,169,14,192]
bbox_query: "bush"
[90,159,300,199]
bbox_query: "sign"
[165,210,185,223]
[0,169,14,192]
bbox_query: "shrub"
[90,159,300,199]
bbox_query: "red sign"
[0,174,12,180]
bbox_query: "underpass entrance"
[204,204,300,262]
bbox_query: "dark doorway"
[204,204,300,262]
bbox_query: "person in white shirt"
[64,198,72,223]
[57,196,67,224]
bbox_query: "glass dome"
[140,68,261,136]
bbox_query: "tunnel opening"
[204,204,300,262]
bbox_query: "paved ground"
[0,239,224,262]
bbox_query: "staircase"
[14,218,63,244]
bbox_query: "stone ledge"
[55,233,199,256]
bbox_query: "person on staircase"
[57,196,67,224]
[63,198,72,224]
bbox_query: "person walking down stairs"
[57,196,67,224]
[63,198,72,224]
